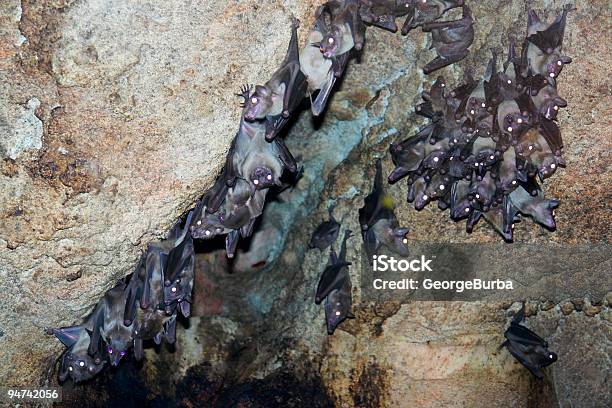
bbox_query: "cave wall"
[1,0,610,407]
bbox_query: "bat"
[315,229,353,304]
[241,18,308,141]
[163,211,195,318]
[421,5,474,74]
[359,0,412,33]
[88,282,134,366]
[500,304,558,378]
[508,186,559,230]
[359,159,410,256]
[47,320,106,383]
[401,0,464,34]
[316,0,366,57]
[521,4,574,85]
[309,204,341,250]
[314,230,355,334]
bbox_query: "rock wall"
[1,0,610,407]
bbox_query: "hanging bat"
[300,2,350,116]
[401,0,465,34]
[315,229,353,304]
[316,0,366,57]
[421,5,474,74]
[163,211,195,318]
[509,186,559,230]
[47,322,106,383]
[314,230,355,334]
[521,4,574,85]
[123,260,176,361]
[360,160,410,256]
[226,116,298,192]
[309,204,341,250]
[359,0,411,33]
[241,18,308,141]
[88,282,134,366]
[500,304,558,378]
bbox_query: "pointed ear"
[52,326,83,348]
[560,56,572,64]
[549,199,560,209]
[180,301,191,318]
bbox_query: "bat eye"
[422,194,428,200]
[251,97,258,104]
[197,220,202,225]
[517,118,523,124]
[549,72,555,78]
[107,347,113,354]
[171,287,177,293]
[204,230,211,236]
[557,60,562,66]
[327,37,334,44]
[335,311,341,316]
[266,174,272,180]
[79,361,85,367]
[481,102,486,108]
[253,179,259,185]
[68,366,73,371]
[402,238,408,244]
[470,109,475,115]
[120,351,126,357]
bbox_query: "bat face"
[250,166,276,190]
[324,284,353,335]
[191,213,227,239]
[60,348,106,383]
[319,27,342,58]
[103,334,131,366]
[242,85,273,121]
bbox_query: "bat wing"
[539,119,563,155]
[505,323,548,347]
[123,263,144,325]
[505,343,545,379]
[51,325,84,348]
[274,138,298,173]
[315,263,350,304]
[87,302,106,356]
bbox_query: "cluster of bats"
[388,5,574,241]
[47,0,566,383]
[47,212,195,382]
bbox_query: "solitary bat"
[500,304,558,378]
[421,5,474,74]
[241,18,308,141]
[314,230,355,334]
[309,204,341,250]
[316,0,366,57]
[359,159,410,256]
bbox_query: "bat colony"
[49,1,571,383]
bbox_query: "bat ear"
[51,326,83,348]
[393,227,409,237]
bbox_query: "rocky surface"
[1,0,610,407]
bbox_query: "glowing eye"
[549,72,555,77]
[422,195,428,200]
[453,139,458,143]
[120,351,126,356]
[266,174,272,180]
[253,179,259,185]
[528,145,533,150]
[107,347,113,354]
[511,180,517,185]
[204,230,211,236]
[507,80,512,84]
[68,366,73,371]
[464,207,470,212]
[490,155,495,160]
[481,103,486,108]
[475,194,480,199]
[517,118,523,124]
[433,157,439,162]
[439,185,445,190]
[507,127,513,132]
[335,311,341,316]
[553,105,559,111]
[441,83,445,87]
[251,97,258,104]
[328,37,334,44]
[550,163,556,169]
[557,60,562,66]
[470,110,475,115]
[402,238,408,244]
[79,361,85,367]
[197,220,202,225]
[171,287,177,293]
